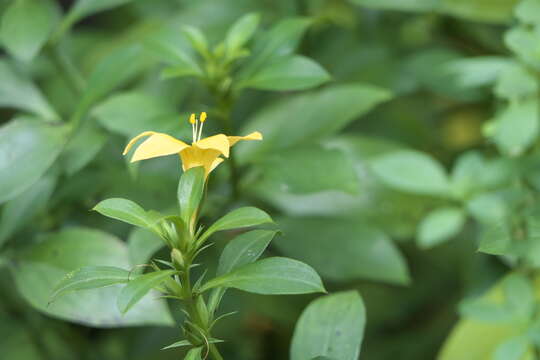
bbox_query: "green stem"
[45,45,85,96]
[209,344,224,360]
[216,92,240,199]
[179,254,224,360]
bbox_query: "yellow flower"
[122,112,262,176]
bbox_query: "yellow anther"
[200,112,207,123]
[189,113,196,124]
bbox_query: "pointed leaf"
[417,207,466,249]
[225,13,260,57]
[200,257,325,295]
[0,61,58,120]
[199,207,273,244]
[185,347,203,360]
[370,149,450,197]
[291,291,366,360]
[178,166,206,227]
[208,230,276,313]
[0,118,68,204]
[238,55,330,91]
[93,198,160,231]
[50,266,130,303]
[1,0,58,62]
[117,270,177,314]
[0,173,56,247]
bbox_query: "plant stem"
[215,92,240,199]
[179,254,224,360]
[209,344,224,360]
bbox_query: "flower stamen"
[189,113,197,143]
[197,112,207,142]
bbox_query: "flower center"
[189,112,207,143]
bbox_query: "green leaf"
[200,257,325,295]
[163,339,222,350]
[238,83,392,162]
[351,0,517,23]
[93,198,158,230]
[76,45,147,118]
[11,227,173,327]
[258,145,359,194]
[162,340,191,350]
[60,120,107,175]
[494,63,537,101]
[225,13,260,58]
[274,217,409,285]
[208,230,277,313]
[161,63,204,80]
[0,118,68,204]
[61,0,134,35]
[494,337,530,360]
[117,269,177,314]
[370,150,450,197]
[144,34,202,71]
[217,230,276,276]
[178,166,206,229]
[238,55,330,91]
[466,193,507,224]
[515,0,540,24]
[440,274,537,360]
[0,173,56,248]
[182,25,209,58]
[198,207,273,245]
[349,0,438,12]
[443,56,513,88]
[0,60,58,120]
[492,99,539,156]
[291,291,366,360]
[478,222,512,255]
[50,266,131,303]
[93,91,182,137]
[239,17,312,78]
[185,347,203,360]
[441,0,518,23]
[505,26,540,70]
[0,0,58,62]
[128,228,164,272]
[502,273,535,320]
[417,207,466,249]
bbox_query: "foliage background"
[0,0,534,359]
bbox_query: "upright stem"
[216,92,240,199]
[178,253,224,360]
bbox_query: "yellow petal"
[195,134,230,158]
[227,131,263,147]
[180,147,223,176]
[209,157,224,173]
[124,132,189,162]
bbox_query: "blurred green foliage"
[3,0,540,359]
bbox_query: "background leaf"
[274,217,410,285]
[0,118,68,204]
[239,55,330,91]
[238,83,392,162]
[370,149,450,197]
[0,0,58,62]
[0,60,58,120]
[291,291,366,360]
[10,227,173,327]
